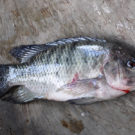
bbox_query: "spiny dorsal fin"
[1,86,43,103]
[10,44,53,63]
[10,37,106,63]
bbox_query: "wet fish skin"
[8,38,108,96]
[0,37,135,104]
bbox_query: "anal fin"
[1,86,43,103]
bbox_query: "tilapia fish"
[0,37,135,104]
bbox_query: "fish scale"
[8,40,107,96]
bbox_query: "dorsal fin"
[10,44,53,63]
[10,37,106,63]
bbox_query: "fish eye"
[127,60,135,68]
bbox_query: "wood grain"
[0,0,135,135]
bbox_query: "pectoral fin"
[58,79,99,96]
[55,78,102,103]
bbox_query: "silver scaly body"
[7,37,109,101]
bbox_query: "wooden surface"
[0,0,135,135]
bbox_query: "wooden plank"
[0,0,135,135]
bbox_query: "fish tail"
[0,64,11,97]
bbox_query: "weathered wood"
[0,0,135,135]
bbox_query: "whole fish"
[0,37,135,104]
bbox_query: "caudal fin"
[0,65,10,97]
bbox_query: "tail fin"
[0,65,10,97]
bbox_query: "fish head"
[104,44,135,91]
